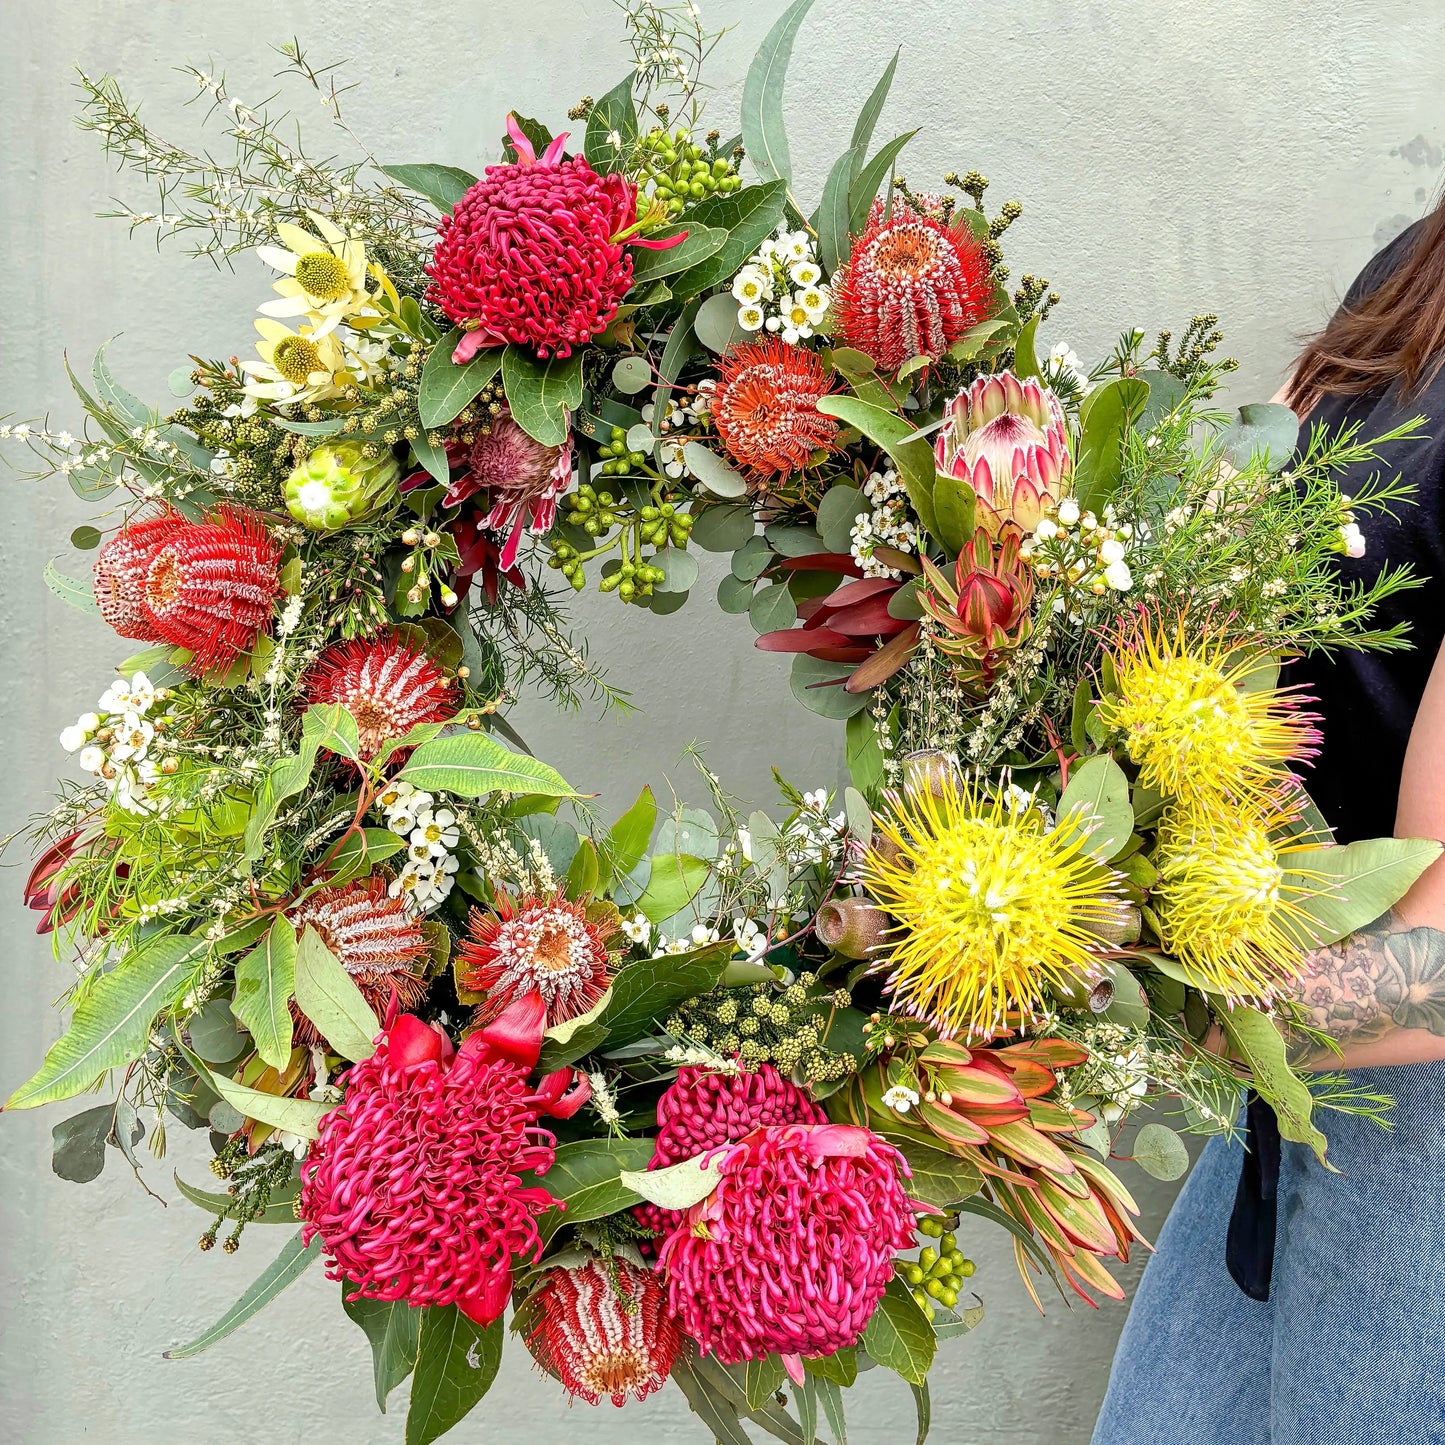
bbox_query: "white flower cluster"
[663,1041,739,1073]
[732,225,831,342]
[60,672,167,814]
[376,779,459,913]
[641,389,712,479]
[651,920,722,958]
[849,468,919,578]
[1335,493,1367,559]
[784,788,848,867]
[1022,498,1143,610]
[1041,340,1091,396]
[881,1084,921,1114]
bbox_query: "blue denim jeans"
[1093,1061,1445,1445]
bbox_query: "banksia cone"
[92,512,184,639]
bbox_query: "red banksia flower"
[303,632,457,759]
[287,877,431,1037]
[632,1063,826,1246]
[658,1123,919,1365]
[459,890,618,1030]
[710,337,839,485]
[142,507,281,673]
[92,512,183,639]
[525,1257,682,1406]
[426,116,636,360]
[834,199,993,372]
[299,1005,588,1325]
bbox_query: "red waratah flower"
[288,877,431,1039]
[633,1063,826,1248]
[834,198,993,372]
[710,337,839,486]
[303,631,457,759]
[459,890,619,1030]
[299,1001,590,1325]
[524,1257,683,1407]
[142,507,282,673]
[657,1123,919,1368]
[426,116,637,361]
[92,512,184,638]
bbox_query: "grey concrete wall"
[1,1,1441,1441]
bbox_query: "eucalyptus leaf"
[380,164,477,212]
[620,1152,721,1211]
[750,582,798,634]
[51,1104,115,1184]
[1132,1121,1190,1181]
[739,0,815,186]
[43,559,100,614]
[1220,402,1301,473]
[817,484,867,553]
[691,503,757,553]
[847,131,919,236]
[791,653,871,719]
[656,548,700,594]
[684,441,749,498]
[293,925,379,1062]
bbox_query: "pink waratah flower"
[657,1123,920,1372]
[633,1063,826,1249]
[524,1256,683,1406]
[298,997,590,1326]
[426,116,637,362]
[935,370,1072,535]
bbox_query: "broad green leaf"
[173,1170,300,1224]
[1281,836,1442,947]
[910,1379,931,1445]
[501,115,554,163]
[846,712,885,795]
[751,581,798,635]
[597,941,733,1047]
[302,701,363,767]
[405,1309,502,1445]
[526,1138,654,1244]
[535,1019,609,1073]
[1220,401,1300,473]
[380,164,477,212]
[324,827,407,888]
[817,484,867,553]
[43,559,99,614]
[1073,377,1150,514]
[735,1354,788,1410]
[417,332,503,429]
[1057,753,1134,860]
[790,653,872,720]
[621,1152,720,1211]
[164,1231,320,1358]
[1013,314,1041,380]
[666,182,790,301]
[1218,1004,1328,1164]
[344,1293,422,1413]
[860,1277,936,1385]
[804,1348,857,1388]
[7,932,206,1109]
[244,733,323,860]
[294,925,378,1062]
[197,1059,333,1140]
[816,1374,848,1443]
[847,131,919,236]
[740,0,815,186]
[633,852,710,923]
[1132,1121,1190,1181]
[501,346,583,447]
[231,917,296,1071]
[564,836,601,900]
[583,75,638,176]
[630,224,729,284]
[692,1351,807,1445]
[694,291,749,355]
[931,476,976,554]
[398,732,573,799]
[893,1138,983,1208]
[684,441,748,499]
[673,1351,756,1445]
[605,785,658,877]
[51,1104,114,1183]
[816,395,937,539]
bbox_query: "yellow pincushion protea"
[861,773,1127,1040]
[1099,622,1318,807]
[1153,800,1327,1001]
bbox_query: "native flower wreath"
[4,3,1440,1442]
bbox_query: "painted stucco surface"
[2,2,1442,1439]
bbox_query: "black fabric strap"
[1225,1092,1281,1301]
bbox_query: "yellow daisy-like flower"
[255,211,378,327]
[242,317,350,404]
[1153,799,1327,1001]
[861,773,1127,1039]
[1098,621,1318,807]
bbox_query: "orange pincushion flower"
[710,337,838,485]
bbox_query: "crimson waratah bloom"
[632,1063,826,1247]
[524,1256,683,1406]
[657,1123,920,1369]
[298,998,590,1326]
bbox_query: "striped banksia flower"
[92,512,184,639]
[834,199,993,372]
[303,632,458,759]
[143,508,282,673]
[287,877,431,1039]
[710,337,839,486]
[632,1063,827,1247]
[657,1123,919,1364]
[524,1257,682,1406]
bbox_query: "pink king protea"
[524,1257,683,1407]
[632,1064,827,1248]
[426,117,637,361]
[298,999,589,1325]
[935,370,1072,535]
[657,1123,920,1369]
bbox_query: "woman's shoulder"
[1344,219,1429,307]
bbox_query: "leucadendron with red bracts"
[5,3,1442,1445]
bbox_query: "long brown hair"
[1287,193,1445,414]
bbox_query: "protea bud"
[919,524,1034,690]
[284,443,402,531]
[936,371,1071,535]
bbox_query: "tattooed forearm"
[1287,912,1445,1067]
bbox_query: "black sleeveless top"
[1291,219,1445,843]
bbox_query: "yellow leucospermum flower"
[861,771,1127,1040]
[242,317,351,405]
[255,211,378,327]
